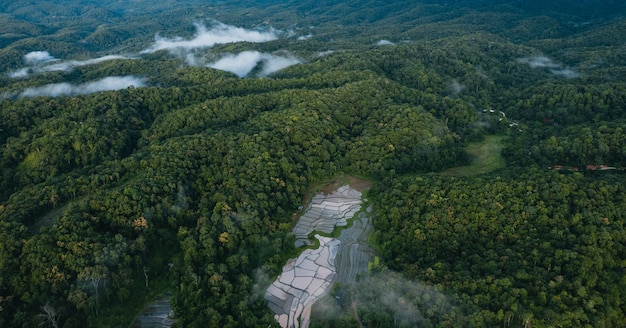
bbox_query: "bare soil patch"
[317,175,371,195]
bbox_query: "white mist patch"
[208,51,301,77]
[209,51,262,77]
[44,55,128,72]
[297,34,313,40]
[24,51,56,65]
[550,68,580,78]
[9,55,129,78]
[10,50,58,78]
[375,39,394,46]
[9,68,31,78]
[8,21,285,80]
[449,79,465,94]
[312,271,459,326]
[317,50,335,57]
[18,76,146,98]
[518,56,560,68]
[518,55,580,78]
[142,22,279,53]
[259,54,301,76]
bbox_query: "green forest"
[0,1,625,327]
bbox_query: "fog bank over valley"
[141,21,280,53]
[518,55,580,78]
[209,51,301,77]
[11,76,146,98]
[10,52,130,78]
[5,21,302,95]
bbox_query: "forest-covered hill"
[1,1,625,327]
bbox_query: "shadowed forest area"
[0,1,625,327]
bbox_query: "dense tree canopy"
[0,1,625,327]
[368,170,626,327]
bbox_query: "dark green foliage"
[0,1,625,327]
[0,56,466,327]
[369,171,626,327]
[503,121,626,167]
[311,271,465,328]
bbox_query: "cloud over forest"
[6,21,298,97]
[208,51,301,77]
[518,55,580,78]
[375,39,394,46]
[9,21,282,79]
[10,53,129,78]
[24,51,56,65]
[142,22,279,53]
[16,76,146,98]
[312,271,460,326]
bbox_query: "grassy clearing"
[440,135,506,176]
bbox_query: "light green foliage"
[441,135,506,176]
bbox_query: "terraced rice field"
[266,183,374,328]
